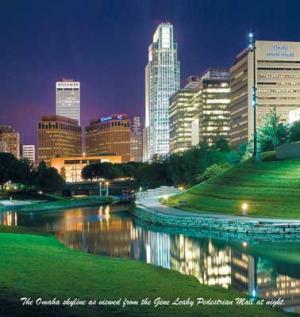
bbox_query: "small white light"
[242,203,248,215]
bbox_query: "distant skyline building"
[169,69,230,153]
[0,125,20,159]
[145,22,180,161]
[199,69,231,145]
[130,116,143,162]
[56,79,80,125]
[169,76,201,153]
[22,144,35,164]
[85,114,131,162]
[38,115,82,165]
[230,40,300,148]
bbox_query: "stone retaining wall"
[134,204,300,235]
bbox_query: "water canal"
[1,206,300,313]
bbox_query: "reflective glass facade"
[145,23,180,161]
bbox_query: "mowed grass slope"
[0,230,287,317]
[167,158,300,218]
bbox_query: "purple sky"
[1,0,300,145]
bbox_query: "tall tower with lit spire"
[144,23,180,161]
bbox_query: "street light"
[242,202,248,216]
[105,181,109,197]
[249,31,259,161]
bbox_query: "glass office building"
[145,23,180,161]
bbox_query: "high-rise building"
[85,114,131,162]
[130,116,143,162]
[0,125,20,159]
[22,145,35,165]
[199,69,231,146]
[230,41,300,148]
[38,115,82,165]
[169,76,201,153]
[169,70,230,153]
[56,79,80,125]
[145,22,180,161]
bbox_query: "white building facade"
[230,41,300,148]
[22,145,35,164]
[56,79,80,125]
[144,23,180,161]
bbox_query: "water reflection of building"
[231,249,300,306]
[56,206,139,258]
[41,208,300,309]
[170,236,231,288]
[144,231,171,269]
[0,211,18,226]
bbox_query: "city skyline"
[1,0,300,145]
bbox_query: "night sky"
[1,0,300,145]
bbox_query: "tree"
[34,162,64,193]
[197,163,230,183]
[214,137,231,152]
[258,108,290,152]
[290,120,300,142]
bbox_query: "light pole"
[99,182,102,197]
[105,181,109,197]
[249,31,258,161]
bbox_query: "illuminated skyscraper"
[169,69,230,153]
[145,23,180,161]
[56,79,80,125]
[230,41,300,148]
[38,115,82,165]
[85,114,131,162]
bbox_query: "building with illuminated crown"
[85,114,131,162]
[145,22,180,161]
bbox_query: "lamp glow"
[242,203,248,215]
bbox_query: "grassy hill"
[167,156,300,218]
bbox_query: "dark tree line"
[81,137,240,188]
[0,153,64,193]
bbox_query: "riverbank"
[135,196,300,235]
[166,157,300,218]
[0,227,287,317]
[0,196,114,213]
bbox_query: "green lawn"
[0,228,287,317]
[167,158,300,218]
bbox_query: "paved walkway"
[137,195,300,225]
